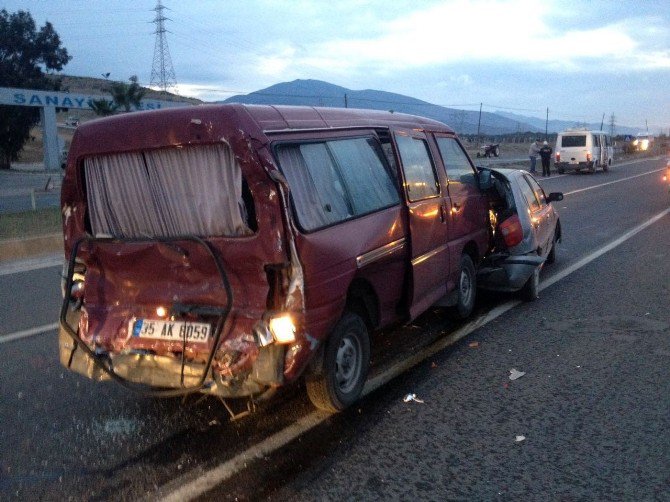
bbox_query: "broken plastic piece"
[469,341,480,348]
[515,435,526,442]
[509,369,525,381]
[403,393,425,403]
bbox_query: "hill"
[493,110,640,136]
[221,79,541,135]
[47,75,202,105]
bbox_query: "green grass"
[0,207,62,239]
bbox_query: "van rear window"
[560,135,587,147]
[276,137,400,232]
[84,143,253,238]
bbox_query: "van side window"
[594,135,600,147]
[435,136,476,185]
[394,135,439,201]
[276,137,400,232]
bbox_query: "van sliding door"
[394,131,450,319]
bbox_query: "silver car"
[477,168,563,300]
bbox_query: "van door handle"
[439,204,447,223]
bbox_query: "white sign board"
[0,86,192,170]
[0,86,188,111]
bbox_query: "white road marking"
[159,205,670,502]
[0,253,62,277]
[0,322,58,344]
[563,168,665,196]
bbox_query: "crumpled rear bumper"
[59,314,284,398]
[477,253,544,292]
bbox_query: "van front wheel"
[306,312,370,413]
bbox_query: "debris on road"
[403,393,425,404]
[468,341,480,348]
[509,369,526,381]
[430,362,438,369]
[515,435,526,442]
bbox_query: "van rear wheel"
[453,254,476,319]
[306,311,370,413]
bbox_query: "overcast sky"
[9,0,670,132]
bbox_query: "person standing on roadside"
[529,139,541,174]
[539,140,553,177]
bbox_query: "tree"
[110,75,146,112]
[0,9,71,169]
[89,99,118,117]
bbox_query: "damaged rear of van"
[59,104,491,412]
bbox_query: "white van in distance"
[554,129,614,174]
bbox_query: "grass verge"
[0,207,61,239]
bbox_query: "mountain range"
[222,79,639,136]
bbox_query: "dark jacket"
[539,145,552,161]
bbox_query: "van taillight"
[555,152,560,162]
[586,151,592,162]
[499,215,524,248]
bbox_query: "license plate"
[130,319,211,342]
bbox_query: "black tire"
[306,311,370,412]
[603,160,609,172]
[558,167,565,174]
[453,254,476,319]
[521,266,540,301]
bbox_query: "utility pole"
[545,107,549,139]
[150,0,177,93]
[476,103,482,147]
[344,93,348,108]
[600,113,605,131]
[609,114,616,137]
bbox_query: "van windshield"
[84,143,253,238]
[560,135,587,147]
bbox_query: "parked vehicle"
[632,133,653,152]
[476,143,500,158]
[478,169,563,300]
[554,129,613,174]
[59,104,497,413]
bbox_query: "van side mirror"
[477,169,493,190]
[547,192,563,203]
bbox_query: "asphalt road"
[1,157,668,500]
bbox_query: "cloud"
[249,0,670,78]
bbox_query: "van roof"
[68,104,454,161]
[241,104,453,133]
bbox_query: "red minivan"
[59,104,491,412]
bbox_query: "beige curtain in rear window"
[84,143,251,238]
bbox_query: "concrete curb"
[0,233,62,263]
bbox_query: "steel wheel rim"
[460,267,473,306]
[335,333,362,394]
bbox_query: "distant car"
[477,168,563,300]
